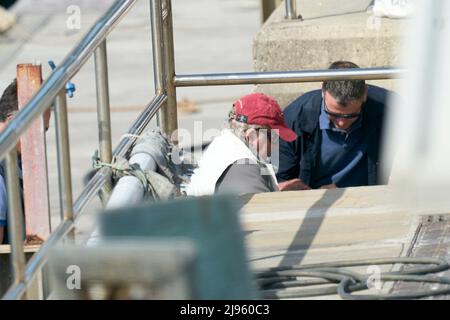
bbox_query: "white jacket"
[186,129,279,196]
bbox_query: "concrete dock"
[253,0,407,107]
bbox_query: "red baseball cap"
[232,93,297,142]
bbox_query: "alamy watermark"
[66,5,81,31]
[66,265,81,290]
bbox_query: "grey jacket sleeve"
[215,161,273,195]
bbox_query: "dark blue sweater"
[276,85,390,187]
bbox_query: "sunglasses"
[323,98,362,120]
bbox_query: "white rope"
[119,133,143,143]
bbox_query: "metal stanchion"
[285,0,297,20]
[150,0,166,126]
[161,0,178,141]
[54,91,74,240]
[5,149,27,299]
[94,40,113,204]
[94,40,113,163]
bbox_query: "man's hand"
[319,183,337,189]
[278,178,312,191]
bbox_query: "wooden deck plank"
[240,185,446,269]
[239,185,450,299]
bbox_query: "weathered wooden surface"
[239,185,450,299]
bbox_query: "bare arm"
[278,178,312,191]
[319,183,337,189]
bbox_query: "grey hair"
[322,61,366,107]
[226,119,266,143]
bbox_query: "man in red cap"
[277,61,390,191]
[186,93,297,196]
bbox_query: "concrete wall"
[253,0,408,107]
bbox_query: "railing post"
[150,0,166,127]
[5,149,27,299]
[285,0,297,20]
[54,90,74,240]
[94,40,113,203]
[94,40,113,163]
[161,0,178,142]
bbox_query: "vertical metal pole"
[94,40,113,163]
[94,40,113,204]
[161,0,178,142]
[54,90,74,240]
[5,149,27,298]
[285,0,297,20]
[150,0,166,127]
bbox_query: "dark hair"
[322,61,366,107]
[0,79,18,122]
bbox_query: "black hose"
[254,257,450,300]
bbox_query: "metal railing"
[285,0,297,20]
[1,0,402,300]
[0,0,169,299]
[174,68,404,87]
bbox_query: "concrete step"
[253,0,408,107]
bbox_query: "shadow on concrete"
[301,10,368,22]
[238,193,255,210]
[277,188,345,267]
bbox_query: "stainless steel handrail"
[160,0,178,138]
[174,67,404,87]
[95,40,114,165]
[0,0,140,300]
[2,94,167,300]
[285,0,297,20]
[0,0,138,160]
[4,151,26,296]
[54,90,74,237]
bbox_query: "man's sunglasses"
[323,99,362,120]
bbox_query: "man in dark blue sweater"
[277,61,390,191]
